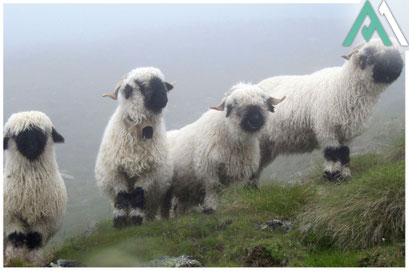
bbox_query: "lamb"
[95,67,174,229]
[3,111,67,265]
[166,83,285,215]
[255,40,403,183]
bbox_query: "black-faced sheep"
[3,111,67,265]
[166,83,285,215]
[95,67,174,228]
[256,40,403,182]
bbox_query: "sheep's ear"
[165,82,174,91]
[4,136,9,150]
[210,101,225,111]
[52,128,65,143]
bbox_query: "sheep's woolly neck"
[4,150,67,225]
[96,108,167,179]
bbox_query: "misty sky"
[3,1,407,246]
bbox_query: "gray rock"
[259,219,293,232]
[147,255,203,267]
[45,259,86,267]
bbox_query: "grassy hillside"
[8,136,405,267]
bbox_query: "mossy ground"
[7,137,405,267]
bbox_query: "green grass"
[19,136,404,267]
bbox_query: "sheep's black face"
[137,77,172,114]
[14,126,47,161]
[359,47,403,84]
[240,105,265,133]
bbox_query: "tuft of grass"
[298,145,405,249]
[221,182,315,220]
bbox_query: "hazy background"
[3,1,407,249]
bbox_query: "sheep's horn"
[102,75,127,100]
[268,96,286,105]
[210,101,225,111]
[171,81,176,86]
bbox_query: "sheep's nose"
[372,49,403,84]
[148,91,168,113]
[15,127,47,161]
[241,106,265,132]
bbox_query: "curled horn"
[102,75,127,100]
[210,101,225,111]
[342,43,365,60]
[268,96,286,105]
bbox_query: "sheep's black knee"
[26,232,42,250]
[338,146,350,166]
[114,191,129,209]
[113,216,128,229]
[129,187,145,210]
[324,147,339,162]
[324,145,350,165]
[8,232,25,248]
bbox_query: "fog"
[3,1,407,248]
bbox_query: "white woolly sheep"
[166,83,285,215]
[3,111,67,265]
[95,67,174,229]
[256,40,403,182]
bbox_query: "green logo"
[344,0,391,46]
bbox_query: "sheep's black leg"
[323,146,350,182]
[129,187,145,226]
[26,232,42,250]
[8,232,26,248]
[113,191,129,229]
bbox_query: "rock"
[245,246,287,267]
[147,255,203,267]
[259,219,293,232]
[45,259,86,267]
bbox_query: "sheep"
[166,83,285,215]
[3,111,67,265]
[255,40,403,183]
[95,67,175,229]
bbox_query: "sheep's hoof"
[130,215,143,226]
[323,170,345,183]
[113,216,129,229]
[202,208,216,215]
